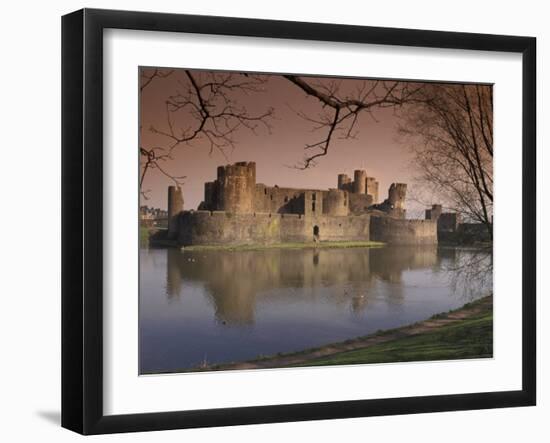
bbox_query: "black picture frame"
[61,8,536,435]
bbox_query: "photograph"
[0,0,544,440]
[138,68,494,375]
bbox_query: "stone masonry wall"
[177,211,372,246]
[254,185,312,214]
[323,189,349,216]
[178,211,282,246]
[348,193,374,215]
[370,216,437,245]
[306,215,370,242]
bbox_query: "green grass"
[160,296,493,374]
[290,304,492,367]
[142,296,492,375]
[182,240,385,252]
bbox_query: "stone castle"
[165,161,437,246]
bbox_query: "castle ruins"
[165,161,438,246]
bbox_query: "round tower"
[216,162,256,213]
[167,185,184,238]
[337,174,348,190]
[323,189,349,216]
[353,170,367,194]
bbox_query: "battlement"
[217,161,256,179]
[337,169,379,205]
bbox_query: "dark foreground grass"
[291,302,493,368]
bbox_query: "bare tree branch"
[398,84,493,236]
[283,75,423,168]
[139,146,187,199]
[140,70,274,191]
[140,68,174,91]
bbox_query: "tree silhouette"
[398,83,493,236]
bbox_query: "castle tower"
[304,190,323,218]
[425,204,442,220]
[216,161,256,213]
[167,185,184,238]
[323,189,349,216]
[366,177,379,204]
[388,183,407,210]
[353,170,367,194]
[203,181,217,210]
[338,174,353,192]
[338,174,349,190]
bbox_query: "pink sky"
[140,69,440,218]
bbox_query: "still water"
[139,246,492,373]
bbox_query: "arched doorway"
[313,225,320,241]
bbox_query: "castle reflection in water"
[161,245,489,326]
[139,245,492,372]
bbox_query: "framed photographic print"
[61,8,536,435]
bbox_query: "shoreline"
[144,226,491,251]
[144,227,386,251]
[145,295,493,374]
[181,240,385,252]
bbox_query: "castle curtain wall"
[369,216,437,245]
[177,211,374,246]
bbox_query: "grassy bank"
[182,240,385,252]
[292,299,492,367]
[183,295,492,373]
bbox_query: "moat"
[139,245,492,374]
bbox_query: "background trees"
[398,84,493,236]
